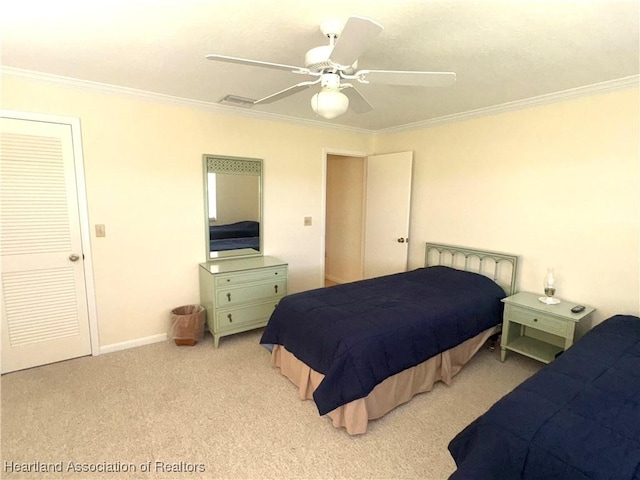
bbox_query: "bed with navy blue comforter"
[209,220,259,251]
[260,265,506,416]
[448,314,640,480]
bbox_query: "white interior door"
[1,117,92,373]
[363,151,413,279]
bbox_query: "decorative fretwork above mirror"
[203,154,263,260]
[206,157,262,175]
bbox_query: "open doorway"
[324,153,366,286]
[323,150,413,287]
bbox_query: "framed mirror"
[203,154,263,260]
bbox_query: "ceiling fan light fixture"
[311,89,349,119]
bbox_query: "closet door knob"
[69,253,80,262]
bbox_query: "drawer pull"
[227,313,233,323]
[534,318,538,322]
[274,285,278,294]
[227,292,231,302]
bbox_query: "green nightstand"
[500,292,595,364]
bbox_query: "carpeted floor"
[1,329,541,480]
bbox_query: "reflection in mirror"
[204,155,262,259]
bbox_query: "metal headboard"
[425,243,519,296]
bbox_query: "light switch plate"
[95,224,106,237]
[304,216,312,226]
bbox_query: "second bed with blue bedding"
[448,314,640,479]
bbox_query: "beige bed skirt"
[270,325,498,435]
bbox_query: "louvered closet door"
[1,117,91,374]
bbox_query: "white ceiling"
[1,0,638,132]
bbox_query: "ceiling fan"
[206,16,456,119]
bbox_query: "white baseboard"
[99,333,168,355]
[325,274,347,284]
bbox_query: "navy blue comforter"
[448,314,640,480]
[209,220,259,240]
[209,221,260,251]
[260,266,505,415]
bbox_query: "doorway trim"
[321,147,370,285]
[1,109,100,356]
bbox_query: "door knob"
[69,254,80,262]
[397,238,407,243]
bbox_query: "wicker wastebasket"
[170,305,206,346]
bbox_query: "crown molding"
[376,75,640,135]
[2,66,637,135]
[0,66,372,135]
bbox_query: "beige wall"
[325,155,365,283]
[2,73,638,348]
[375,88,640,334]
[1,74,371,348]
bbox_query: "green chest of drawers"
[199,256,287,347]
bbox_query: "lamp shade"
[311,89,349,119]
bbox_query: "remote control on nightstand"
[571,305,586,313]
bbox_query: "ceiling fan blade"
[329,16,383,68]
[342,85,373,114]
[357,70,456,87]
[206,54,310,74]
[253,80,320,105]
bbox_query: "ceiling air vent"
[218,95,256,108]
